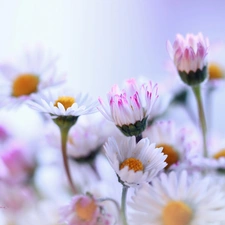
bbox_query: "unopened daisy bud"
[167,33,209,86]
[98,78,158,137]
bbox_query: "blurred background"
[0,0,225,131]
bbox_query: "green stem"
[60,127,77,194]
[192,85,208,157]
[121,185,129,225]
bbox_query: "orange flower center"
[75,198,97,222]
[208,63,224,80]
[120,157,143,172]
[157,144,179,169]
[54,96,75,110]
[12,73,39,97]
[213,149,225,159]
[163,201,193,225]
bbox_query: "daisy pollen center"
[75,198,97,222]
[120,157,143,172]
[213,149,225,159]
[12,73,39,97]
[54,96,75,110]
[157,144,179,169]
[208,63,224,80]
[163,201,192,225]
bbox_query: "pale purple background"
[0,0,225,132]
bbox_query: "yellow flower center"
[163,201,193,225]
[12,73,39,97]
[54,96,75,110]
[157,144,179,169]
[208,63,224,80]
[213,149,225,159]
[120,157,144,172]
[75,198,97,222]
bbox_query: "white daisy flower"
[103,136,167,187]
[0,44,66,107]
[29,89,98,119]
[143,120,201,170]
[129,170,225,225]
[98,78,158,136]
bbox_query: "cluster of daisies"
[0,33,225,225]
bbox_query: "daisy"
[191,133,225,171]
[143,120,201,170]
[103,136,167,187]
[29,89,98,119]
[129,170,225,225]
[98,78,158,137]
[206,41,225,87]
[28,89,98,194]
[59,194,112,225]
[0,44,65,107]
[167,33,209,86]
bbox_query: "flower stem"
[192,85,208,157]
[121,185,129,225]
[60,126,77,194]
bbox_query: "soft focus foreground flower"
[29,90,98,119]
[167,33,209,86]
[98,78,158,136]
[0,45,65,107]
[44,114,117,161]
[129,171,225,225]
[104,136,167,186]
[60,194,112,225]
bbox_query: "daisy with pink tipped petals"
[104,136,167,187]
[167,33,209,86]
[98,78,158,136]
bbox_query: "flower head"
[0,45,65,107]
[59,194,112,225]
[98,78,158,136]
[129,171,225,225]
[104,136,167,187]
[29,90,98,119]
[143,120,200,170]
[167,33,209,86]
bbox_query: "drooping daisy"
[0,44,66,107]
[167,33,209,86]
[98,78,158,137]
[143,120,201,170]
[103,136,167,187]
[129,170,225,225]
[59,194,112,225]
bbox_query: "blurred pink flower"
[1,141,36,183]
[60,194,112,225]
